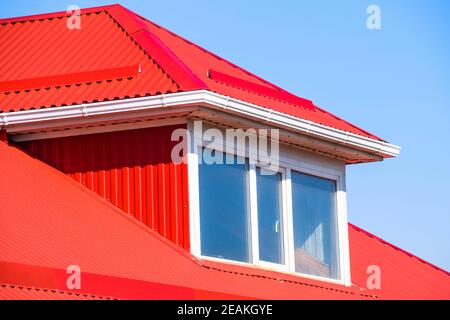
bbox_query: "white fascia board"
[203,91,400,158]
[0,90,400,158]
[1,91,204,126]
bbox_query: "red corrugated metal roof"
[348,223,450,299]
[0,140,448,299]
[0,140,374,299]
[0,7,179,112]
[0,4,381,141]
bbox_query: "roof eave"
[0,90,400,163]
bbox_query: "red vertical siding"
[21,124,190,249]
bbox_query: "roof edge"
[1,90,400,160]
[0,261,245,299]
[349,223,450,276]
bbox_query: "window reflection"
[291,171,339,279]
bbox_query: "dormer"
[0,4,400,288]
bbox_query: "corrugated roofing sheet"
[0,140,377,299]
[0,140,448,299]
[0,4,381,141]
[348,223,450,299]
[0,5,447,299]
[0,9,179,112]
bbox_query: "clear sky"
[1,0,449,271]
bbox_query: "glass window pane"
[199,149,250,262]
[256,168,283,264]
[291,171,339,279]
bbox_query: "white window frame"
[250,164,290,271]
[187,120,351,286]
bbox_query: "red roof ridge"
[106,5,207,91]
[349,223,450,277]
[134,11,291,94]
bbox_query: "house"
[0,4,448,300]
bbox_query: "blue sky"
[1,1,449,271]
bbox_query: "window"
[291,171,340,279]
[256,167,284,264]
[199,150,250,262]
[194,147,344,282]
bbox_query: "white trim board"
[1,90,400,159]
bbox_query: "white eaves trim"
[0,90,400,158]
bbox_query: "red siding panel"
[20,124,190,249]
